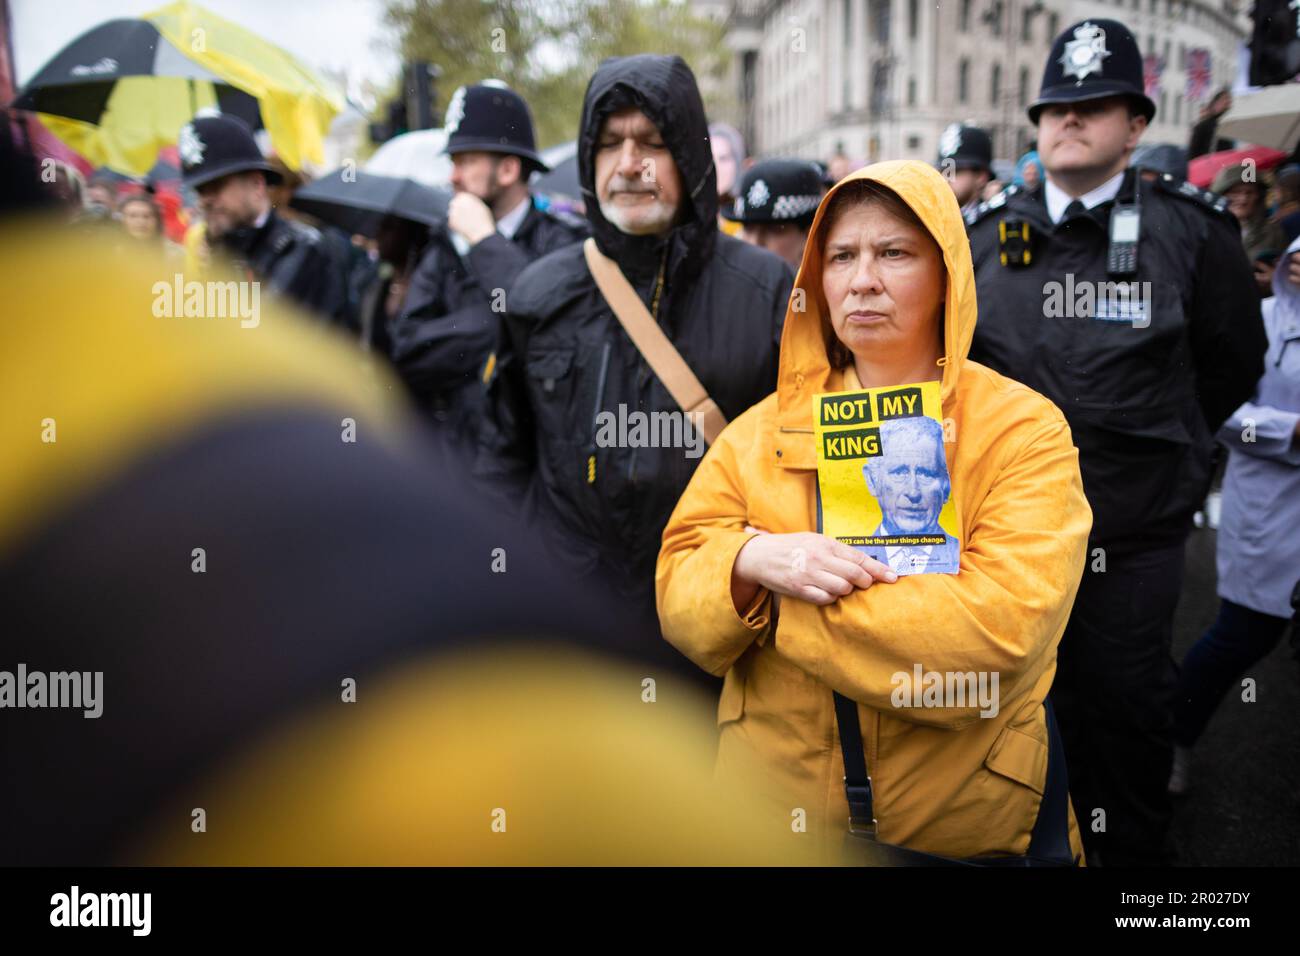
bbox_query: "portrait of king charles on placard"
[859,415,960,575]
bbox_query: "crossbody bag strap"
[1025,696,1075,864]
[832,691,877,837]
[582,238,728,445]
[833,692,1075,864]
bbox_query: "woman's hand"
[731,529,898,612]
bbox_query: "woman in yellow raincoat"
[656,160,1092,863]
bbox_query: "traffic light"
[370,61,442,144]
[1248,0,1300,87]
[404,61,441,132]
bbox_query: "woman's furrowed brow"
[825,233,918,252]
[872,233,917,247]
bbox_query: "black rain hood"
[577,54,717,282]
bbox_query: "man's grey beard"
[599,193,678,236]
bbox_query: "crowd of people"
[12,15,1298,867]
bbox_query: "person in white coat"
[1170,235,1300,794]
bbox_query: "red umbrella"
[1188,145,1288,188]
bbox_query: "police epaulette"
[964,183,1020,227]
[1153,173,1230,215]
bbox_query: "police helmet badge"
[1059,22,1111,85]
[746,178,771,211]
[938,123,963,159]
[444,86,467,135]
[178,123,206,167]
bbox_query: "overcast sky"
[10,0,401,95]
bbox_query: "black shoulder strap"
[834,692,1074,864]
[833,691,877,836]
[1027,696,1073,864]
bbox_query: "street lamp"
[872,50,897,160]
[986,1,1045,158]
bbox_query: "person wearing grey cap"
[1212,162,1288,296]
[722,158,824,271]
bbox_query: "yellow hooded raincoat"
[656,161,1092,863]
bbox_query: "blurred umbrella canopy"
[290,168,450,238]
[532,140,579,201]
[14,1,342,177]
[1216,85,1300,153]
[364,128,452,190]
[1188,145,1288,189]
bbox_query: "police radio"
[1107,189,1141,277]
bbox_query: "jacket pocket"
[983,723,1047,795]
[526,347,577,400]
[526,347,583,489]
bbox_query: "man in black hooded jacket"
[476,55,793,662]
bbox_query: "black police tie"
[1062,199,1087,223]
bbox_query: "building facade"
[708,0,1247,168]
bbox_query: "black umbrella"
[532,140,580,200]
[1130,143,1188,181]
[11,17,261,129]
[290,168,450,238]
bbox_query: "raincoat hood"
[577,54,717,281]
[777,160,977,449]
[1275,232,1300,307]
[1013,150,1044,187]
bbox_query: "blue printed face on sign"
[862,417,951,536]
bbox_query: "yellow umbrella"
[22,0,342,176]
[38,77,224,177]
[145,0,344,172]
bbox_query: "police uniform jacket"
[387,199,587,436]
[219,208,349,324]
[967,169,1267,552]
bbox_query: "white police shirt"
[1044,170,1124,224]
[495,195,531,240]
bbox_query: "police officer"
[936,122,994,218]
[179,115,347,323]
[722,158,825,271]
[388,81,587,438]
[966,18,1267,866]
